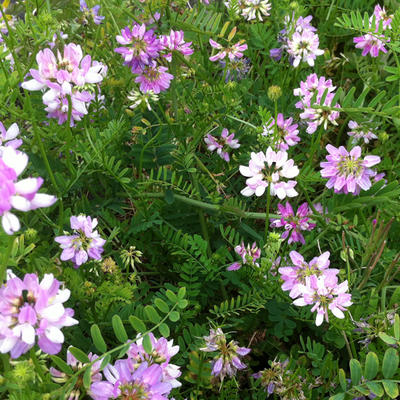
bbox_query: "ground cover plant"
[2,0,400,399]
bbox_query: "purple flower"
[200,328,251,381]
[90,360,172,400]
[239,147,299,199]
[135,62,174,94]
[160,30,194,62]
[0,146,57,235]
[209,39,247,62]
[347,121,377,144]
[271,202,316,245]
[204,128,240,162]
[262,113,300,151]
[55,215,106,268]
[0,273,78,358]
[354,33,388,57]
[373,4,393,29]
[227,242,261,271]
[80,0,105,25]
[0,122,22,151]
[270,47,283,61]
[320,144,381,195]
[115,23,162,73]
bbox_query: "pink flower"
[160,30,193,62]
[373,4,393,29]
[0,146,56,235]
[354,33,388,57]
[135,62,174,94]
[0,122,21,151]
[287,29,324,67]
[204,128,240,162]
[239,147,299,199]
[0,272,78,358]
[262,114,300,151]
[293,274,352,326]
[320,144,381,195]
[227,242,260,271]
[209,39,247,62]
[271,202,316,245]
[347,120,377,144]
[55,215,106,268]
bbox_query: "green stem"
[0,235,14,283]
[264,185,271,243]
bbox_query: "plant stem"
[264,185,271,243]
[0,235,14,283]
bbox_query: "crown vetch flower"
[0,273,78,358]
[287,29,324,67]
[209,39,247,62]
[127,89,159,111]
[0,147,57,235]
[347,121,377,144]
[239,147,299,199]
[160,30,194,62]
[128,333,181,388]
[115,23,162,73]
[90,360,172,400]
[373,4,393,29]
[0,122,21,151]
[241,0,271,21]
[200,328,251,381]
[80,0,105,25]
[271,202,316,245]
[262,114,300,151]
[320,144,381,195]
[293,274,352,326]
[204,128,240,162]
[353,33,388,58]
[135,62,174,94]
[227,242,260,271]
[55,215,106,268]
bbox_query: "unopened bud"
[267,85,282,101]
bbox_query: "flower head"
[80,0,105,25]
[354,33,388,58]
[262,114,300,151]
[227,242,260,271]
[241,0,271,21]
[209,39,247,62]
[204,128,240,162]
[160,30,194,62]
[135,62,174,94]
[287,29,324,67]
[320,144,381,195]
[239,147,299,199]
[347,121,377,144]
[0,273,78,358]
[0,122,21,151]
[55,215,106,268]
[127,89,159,111]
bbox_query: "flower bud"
[267,85,282,101]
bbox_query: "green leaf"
[142,334,153,353]
[178,286,186,299]
[83,366,92,389]
[129,316,146,333]
[144,305,161,324]
[91,324,107,353]
[383,380,399,399]
[159,323,170,337]
[354,385,370,395]
[338,368,347,391]
[382,348,399,379]
[112,315,128,343]
[394,315,400,340]
[350,359,362,386]
[178,299,188,309]
[165,290,178,302]
[164,189,175,205]
[154,298,169,314]
[68,347,89,363]
[169,311,180,322]
[50,356,73,375]
[379,332,398,345]
[329,393,345,400]
[364,352,379,380]
[366,382,384,397]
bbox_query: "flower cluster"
[55,215,106,268]
[270,14,324,67]
[21,43,107,126]
[279,251,352,326]
[228,242,261,271]
[79,0,104,25]
[225,0,271,22]
[0,128,56,235]
[209,38,248,62]
[239,147,299,199]
[204,128,240,162]
[90,333,180,400]
[294,73,340,134]
[354,5,392,58]
[0,272,78,358]
[347,120,377,144]
[320,144,381,195]
[270,202,316,245]
[262,113,300,151]
[200,328,251,381]
[115,23,193,93]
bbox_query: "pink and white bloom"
[54,215,106,268]
[135,62,174,94]
[287,29,324,67]
[293,274,352,326]
[354,33,388,57]
[320,144,381,195]
[160,30,194,62]
[227,242,261,271]
[270,202,316,245]
[239,148,299,199]
[0,122,21,151]
[241,0,271,21]
[373,4,393,29]
[209,39,247,62]
[204,128,240,162]
[0,272,78,358]
[262,114,300,151]
[0,146,57,235]
[347,120,377,144]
